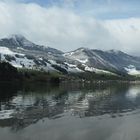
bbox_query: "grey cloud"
[0,1,140,56]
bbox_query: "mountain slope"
[64,48,140,74]
[0,35,71,73]
[0,35,140,76]
[0,34,63,55]
[0,46,83,74]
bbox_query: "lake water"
[0,83,140,140]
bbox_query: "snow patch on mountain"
[85,66,115,75]
[76,58,88,64]
[64,62,83,73]
[0,47,15,55]
[64,48,89,60]
[125,65,140,75]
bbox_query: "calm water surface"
[0,83,140,140]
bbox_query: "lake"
[0,83,140,140]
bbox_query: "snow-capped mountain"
[0,35,140,76]
[64,47,140,74]
[0,34,63,55]
[0,35,84,73]
[0,46,83,73]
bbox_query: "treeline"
[67,71,138,82]
[0,62,60,83]
[19,69,60,83]
[0,62,21,82]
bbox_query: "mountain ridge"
[0,34,140,76]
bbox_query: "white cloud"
[0,1,140,55]
[104,18,140,55]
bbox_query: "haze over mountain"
[0,34,140,76]
[0,0,140,55]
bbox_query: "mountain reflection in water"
[0,83,140,140]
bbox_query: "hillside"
[0,34,140,78]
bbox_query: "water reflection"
[0,83,140,131]
[126,87,140,100]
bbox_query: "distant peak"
[76,47,90,51]
[107,49,122,54]
[8,34,27,40]
[6,34,35,47]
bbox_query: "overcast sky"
[0,0,140,55]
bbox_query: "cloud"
[0,1,140,55]
[104,18,140,55]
